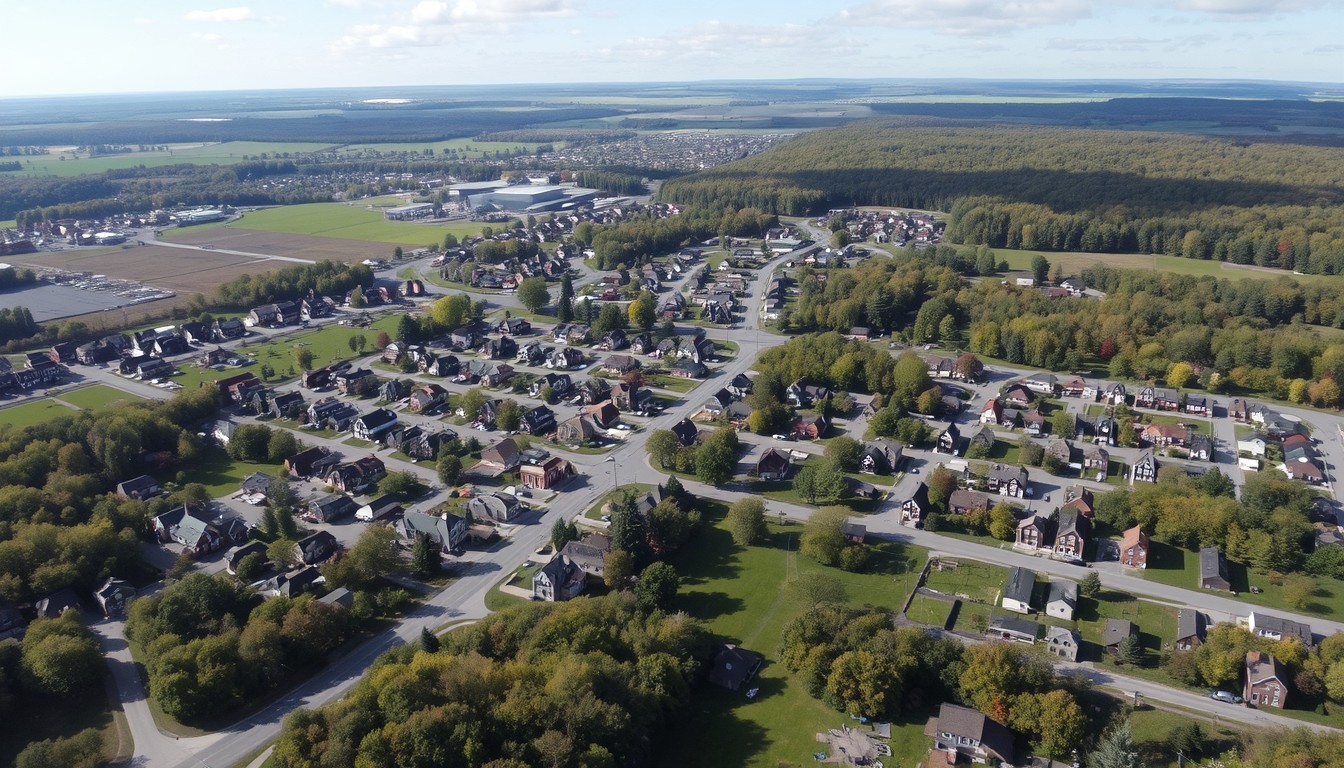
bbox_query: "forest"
[578,206,776,270]
[782,253,1344,408]
[660,118,1344,274]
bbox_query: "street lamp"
[604,455,616,493]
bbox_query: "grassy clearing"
[657,505,929,768]
[582,483,654,520]
[1127,708,1242,768]
[0,398,78,428]
[922,559,1008,604]
[906,592,954,628]
[164,203,486,247]
[194,449,285,499]
[1140,541,1344,620]
[979,246,1344,286]
[1140,412,1211,435]
[6,141,334,177]
[56,384,145,410]
[643,374,701,393]
[749,479,882,514]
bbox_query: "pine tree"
[1089,721,1141,768]
[610,493,649,565]
[419,627,440,653]
[411,532,440,578]
[557,274,574,322]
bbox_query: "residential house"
[1017,514,1056,552]
[967,426,996,455]
[792,414,829,440]
[585,400,620,429]
[988,464,1029,498]
[1095,415,1118,446]
[520,456,573,490]
[1285,458,1325,484]
[1061,377,1086,398]
[671,418,700,447]
[630,333,656,355]
[1002,385,1033,408]
[335,368,375,396]
[153,506,222,555]
[556,414,603,447]
[928,703,1016,767]
[1083,445,1110,474]
[1132,450,1158,483]
[1189,433,1213,462]
[1248,612,1314,647]
[980,399,1004,426]
[1105,382,1127,406]
[419,352,460,378]
[1120,526,1150,568]
[1023,373,1058,395]
[988,616,1041,644]
[467,492,521,523]
[1002,567,1036,614]
[1142,423,1189,447]
[786,378,833,408]
[308,494,357,523]
[708,644,764,692]
[1185,394,1209,416]
[926,355,954,379]
[1197,545,1234,592]
[294,531,338,565]
[1176,609,1206,651]
[285,446,336,479]
[269,390,305,420]
[1046,626,1080,661]
[1053,510,1091,561]
[1245,651,1290,709]
[702,388,737,417]
[726,373,753,398]
[519,406,556,435]
[407,384,448,413]
[1230,398,1250,421]
[949,489,990,516]
[1044,438,1072,467]
[226,541,269,576]
[611,382,649,411]
[1103,619,1137,654]
[1023,409,1047,437]
[479,438,521,472]
[325,456,386,493]
[117,474,162,500]
[351,408,399,442]
[757,447,792,481]
[1135,386,1157,409]
[670,358,709,379]
[598,329,628,351]
[529,373,573,401]
[1046,580,1078,621]
[498,317,531,336]
[355,496,403,523]
[399,510,469,553]
[859,442,902,475]
[902,484,931,526]
[1061,486,1095,518]
[533,555,587,602]
[482,336,518,360]
[35,589,83,619]
[212,317,247,341]
[937,423,961,454]
[560,534,612,580]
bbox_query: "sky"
[6,0,1344,96]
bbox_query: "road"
[38,228,1344,767]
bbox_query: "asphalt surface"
[19,227,1343,767]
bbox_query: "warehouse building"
[383,203,435,221]
[468,185,601,214]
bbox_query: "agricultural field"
[658,506,929,768]
[336,137,560,157]
[164,204,486,247]
[56,384,145,410]
[3,141,332,177]
[14,243,268,294]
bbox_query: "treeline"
[0,161,21,172]
[476,127,636,144]
[660,119,1344,274]
[272,593,707,767]
[0,307,38,346]
[579,206,776,270]
[214,260,374,309]
[573,170,646,195]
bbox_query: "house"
[1095,416,1118,446]
[1120,526,1149,568]
[226,541,269,575]
[520,456,573,490]
[308,494,358,523]
[269,390,305,420]
[757,447,792,481]
[533,555,587,602]
[355,495,403,523]
[498,317,531,336]
[530,373,573,400]
[727,373,754,398]
[1141,423,1189,447]
[980,399,1004,426]
[560,533,611,579]
[519,406,557,435]
[988,615,1041,644]
[335,368,376,396]
[1061,486,1095,518]
[1002,385,1033,408]
[213,317,247,341]
[35,589,83,619]
[1053,509,1091,560]
[1248,612,1314,647]
[937,423,961,454]
[420,352,460,378]
[1185,394,1209,416]
[1001,566,1035,614]
[467,492,521,523]
[557,414,604,446]
[1044,438,1072,467]
[1285,457,1325,484]
[610,381,649,412]
[397,511,467,554]
[598,329,628,351]
[1017,513,1056,552]
[483,336,518,360]
[948,489,989,516]
[294,531,338,565]
[117,474,162,500]
[926,355,954,379]
[1245,651,1290,709]
[859,442,902,475]
[585,400,620,429]
[671,418,700,447]
[988,464,1029,498]
[1135,385,1156,409]
[1199,546,1232,591]
[1132,450,1158,483]
[379,377,412,404]
[902,484,931,525]
[1061,377,1086,398]
[94,577,136,617]
[928,703,1016,767]
[286,446,337,479]
[670,359,709,379]
[708,644,764,692]
[351,408,399,442]
[263,567,322,599]
[702,388,737,417]
[1176,609,1206,651]
[407,384,448,413]
[325,456,386,493]
[786,378,832,408]
[240,471,275,501]
[1103,619,1137,654]
[1046,580,1078,620]
[1229,398,1250,421]
[152,505,223,555]
[1083,445,1110,473]
[480,438,521,472]
[1023,373,1057,395]
[1046,626,1080,661]
[791,414,829,441]
[1189,433,1213,462]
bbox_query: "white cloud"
[598,21,848,64]
[184,7,255,22]
[839,0,1091,35]
[1177,0,1330,13]
[196,32,225,41]
[331,23,436,52]
[410,0,576,24]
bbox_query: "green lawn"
[922,559,1009,605]
[642,374,701,393]
[750,480,882,514]
[582,483,654,520]
[57,384,145,410]
[657,506,929,768]
[4,141,334,177]
[1067,591,1178,660]
[906,593,954,629]
[1127,709,1242,768]
[0,398,78,429]
[987,438,1022,465]
[1140,541,1344,620]
[1141,412,1211,435]
[193,449,285,498]
[982,245,1344,286]
[164,203,486,247]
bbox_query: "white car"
[615,423,632,431]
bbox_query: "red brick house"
[1120,525,1149,568]
[791,414,829,440]
[1245,651,1289,709]
[520,456,574,490]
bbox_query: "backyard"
[1140,540,1344,620]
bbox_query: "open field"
[1141,540,1344,619]
[336,137,559,157]
[657,505,929,768]
[979,246,1344,286]
[163,227,399,264]
[3,141,334,177]
[13,243,268,294]
[165,204,486,247]
[195,448,285,498]
[57,384,145,410]
[923,559,1008,604]
[0,398,78,428]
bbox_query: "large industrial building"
[467,185,601,214]
[383,203,435,221]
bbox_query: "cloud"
[331,23,437,52]
[597,21,850,64]
[838,0,1091,35]
[410,0,576,24]
[1176,0,1329,13]
[184,7,255,22]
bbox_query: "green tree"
[517,277,551,313]
[603,549,634,588]
[431,293,471,329]
[1089,721,1142,768]
[410,533,441,578]
[234,552,266,584]
[791,573,847,607]
[15,728,105,768]
[695,440,735,486]
[800,507,849,567]
[629,290,657,330]
[989,503,1017,541]
[268,539,300,570]
[726,497,768,545]
[823,436,863,472]
[646,429,681,469]
[349,287,366,308]
[436,453,462,486]
[1030,690,1088,760]
[825,650,898,718]
[1031,254,1050,285]
[551,518,579,550]
[458,388,487,423]
[325,525,401,591]
[419,627,441,653]
[495,399,522,432]
[19,615,102,694]
[1079,571,1102,597]
[557,274,574,322]
[379,471,426,500]
[592,302,628,336]
[635,562,679,611]
[1115,633,1143,666]
[294,347,315,371]
[610,493,649,565]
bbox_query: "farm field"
[165,204,486,247]
[14,243,267,293]
[657,506,929,768]
[57,384,145,410]
[336,137,560,157]
[3,141,333,177]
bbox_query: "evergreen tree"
[610,493,649,565]
[419,627,441,653]
[1089,721,1141,768]
[557,274,574,322]
[411,532,440,578]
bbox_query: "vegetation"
[580,206,776,270]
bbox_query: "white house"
[1046,580,1077,621]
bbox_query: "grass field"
[0,398,78,428]
[1141,540,1344,620]
[981,246,1344,286]
[582,483,654,520]
[5,141,333,177]
[164,204,486,247]
[57,384,145,410]
[905,592,955,628]
[194,449,285,498]
[657,505,929,768]
[336,137,559,158]
[922,559,1009,605]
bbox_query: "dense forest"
[782,253,1344,407]
[577,206,776,270]
[660,119,1344,274]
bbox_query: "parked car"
[1209,690,1243,704]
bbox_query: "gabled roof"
[1104,618,1136,647]
[933,703,1015,762]
[1004,566,1035,604]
